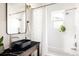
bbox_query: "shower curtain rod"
[65,7,77,11]
[32,3,56,9]
[32,3,77,11]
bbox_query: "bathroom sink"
[11,39,31,51]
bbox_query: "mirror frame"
[6,3,26,35]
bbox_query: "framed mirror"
[6,3,26,34]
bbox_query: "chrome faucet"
[71,34,77,51]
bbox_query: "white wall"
[31,8,43,55]
[31,6,47,55]
[0,3,10,49]
[64,9,76,54]
[75,7,79,54]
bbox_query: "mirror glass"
[6,3,26,34]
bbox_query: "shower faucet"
[75,42,77,48]
[71,42,77,51]
[71,34,77,51]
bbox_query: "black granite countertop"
[0,41,40,56]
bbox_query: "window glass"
[51,10,64,30]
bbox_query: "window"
[51,10,64,30]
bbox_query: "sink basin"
[11,39,31,51]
